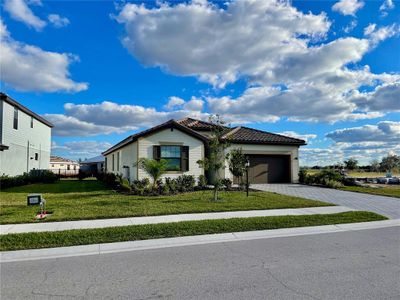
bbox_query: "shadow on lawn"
[1,180,109,194]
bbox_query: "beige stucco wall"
[223,144,300,183]
[0,100,51,176]
[105,141,137,181]
[137,128,204,180]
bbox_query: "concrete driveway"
[253,184,400,219]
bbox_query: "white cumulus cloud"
[3,0,46,30]
[0,19,88,92]
[48,14,70,28]
[332,0,364,16]
[116,0,330,88]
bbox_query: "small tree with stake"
[197,115,230,202]
[227,148,247,189]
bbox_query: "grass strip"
[0,211,386,251]
[339,186,400,198]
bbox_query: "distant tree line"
[305,154,400,173]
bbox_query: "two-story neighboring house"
[0,93,53,176]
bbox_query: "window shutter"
[181,146,189,171]
[153,145,161,160]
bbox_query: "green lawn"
[0,211,386,251]
[0,180,332,224]
[340,185,400,198]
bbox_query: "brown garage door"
[246,155,291,184]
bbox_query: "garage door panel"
[248,155,290,184]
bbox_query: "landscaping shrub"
[176,175,196,192]
[221,178,232,190]
[323,179,343,189]
[78,170,88,181]
[197,174,207,189]
[0,170,58,189]
[120,178,132,193]
[131,178,151,195]
[302,168,344,189]
[164,177,177,195]
[298,168,308,184]
[97,173,118,189]
[317,169,343,182]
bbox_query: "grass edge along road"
[0,211,386,251]
[339,185,400,198]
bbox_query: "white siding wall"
[0,100,51,176]
[223,144,300,183]
[137,128,204,180]
[105,141,137,181]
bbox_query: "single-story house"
[80,155,105,175]
[102,118,306,184]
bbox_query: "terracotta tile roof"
[50,156,78,163]
[177,117,227,130]
[221,126,306,145]
[179,118,306,145]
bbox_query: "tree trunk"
[213,186,218,202]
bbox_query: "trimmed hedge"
[0,170,58,190]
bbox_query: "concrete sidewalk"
[0,206,354,235]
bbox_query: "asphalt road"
[1,226,399,299]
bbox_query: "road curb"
[1,219,399,263]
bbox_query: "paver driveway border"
[252,184,400,219]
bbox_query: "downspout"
[27,141,30,173]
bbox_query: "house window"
[104,158,107,172]
[117,152,120,171]
[154,145,189,171]
[34,153,39,161]
[52,164,54,167]
[60,164,64,167]
[112,154,115,171]
[13,107,18,130]
[67,165,70,170]
[31,117,34,128]
[74,165,76,170]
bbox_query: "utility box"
[27,194,42,205]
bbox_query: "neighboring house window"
[154,145,189,171]
[74,165,76,170]
[13,107,18,130]
[112,154,115,171]
[117,152,120,171]
[60,164,64,167]
[31,117,34,128]
[35,153,39,161]
[67,165,70,170]
[52,164,54,167]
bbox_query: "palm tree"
[137,158,168,188]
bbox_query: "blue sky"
[1,0,399,165]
